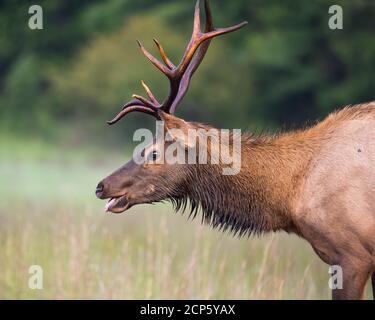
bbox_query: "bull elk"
[95,0,375,299]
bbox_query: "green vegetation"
[1,0,374,142]
[0,0,374,299]
[0,150,333,299]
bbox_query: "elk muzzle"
[95,181,105,199]
[95,177,131,213]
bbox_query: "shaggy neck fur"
[167,103,375,236]
[170,128,323,237]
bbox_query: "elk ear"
[158,111,195,148]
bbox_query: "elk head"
[96,0,247,213]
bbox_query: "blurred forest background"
[1,0,374,147]
[0,0,374,299]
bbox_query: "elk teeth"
[105,198,117,212]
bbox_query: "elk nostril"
[95,182,104,198]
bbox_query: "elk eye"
[148,150,159,162]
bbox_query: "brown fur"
[171,103,375,236]
[96,0,374,299]
[97,102,375,299]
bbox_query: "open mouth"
[105,195,130,213]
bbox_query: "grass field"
[0,138,372,299]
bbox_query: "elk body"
[96,0,375,299]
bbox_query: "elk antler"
[107,0,247,125]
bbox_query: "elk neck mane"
[168,102,375,237]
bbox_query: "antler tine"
[188,0,213,75]
[141,80,158,104]
[188,0,214,76]
[108,78,162,125]
[132,94,156,108]
[202,22,248,41]
[203,0,213,32]
[176,0,247,78]
[193,0,201,35]
[153,39,175,70]
[168,0,247,113]
[136,40,171,77]
[168,0,213,113]
[107,100,158,125]
[108,0,247,125]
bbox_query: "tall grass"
[0,141,371,299]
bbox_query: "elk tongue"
[105,198,118,212]
[105,196,129,213]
